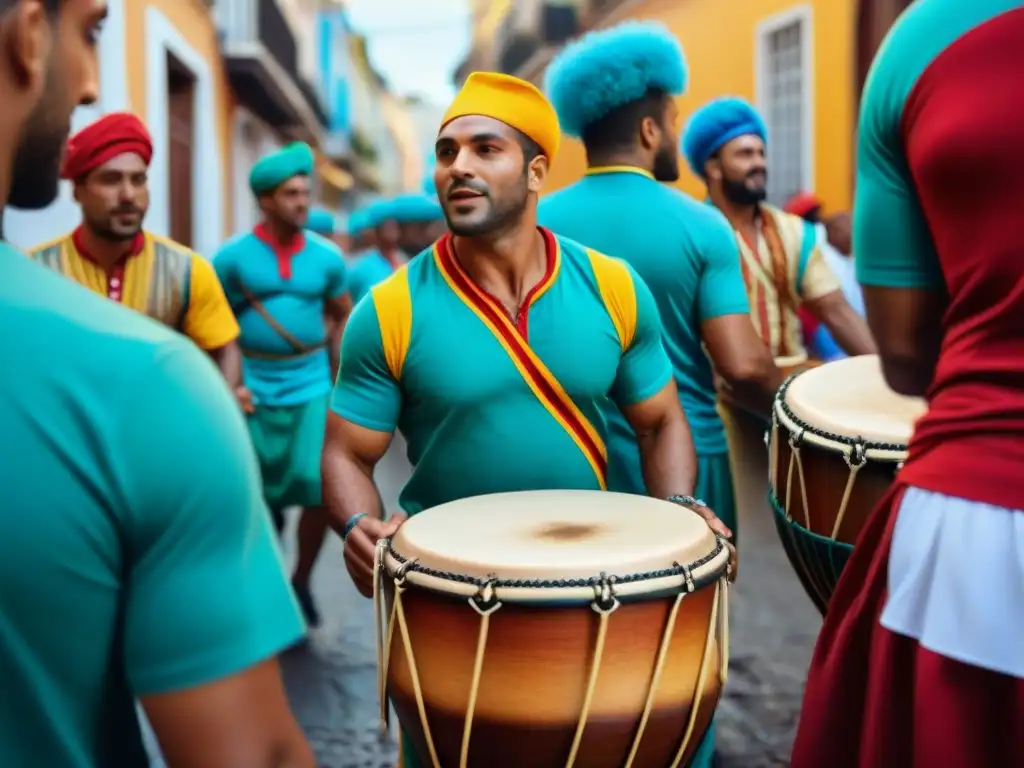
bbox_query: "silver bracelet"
[667,494,708,510]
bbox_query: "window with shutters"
[756,7,814,206]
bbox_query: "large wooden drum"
[374,490,732,768]
[768,355,926,614]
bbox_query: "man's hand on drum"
[344,513,408,597]
[681,503,738,582]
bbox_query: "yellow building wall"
[542,0,857,213]
[124,0,235,236]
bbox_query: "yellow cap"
[441,72,561,161]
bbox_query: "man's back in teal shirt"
[332,229,672,514]
[0,250,305,766]
[539,168,749,491]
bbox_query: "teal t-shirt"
[332,229,672,514]
[0,249,305,767]
[213,230,348,406]
[347,250,397,306]
[539,168,749,486]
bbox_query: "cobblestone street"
[278,437,823,767]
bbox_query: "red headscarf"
[784,192,822,219]
[61,112,153,181]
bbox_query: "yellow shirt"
[29,230,239,351]
[733,203,840,360]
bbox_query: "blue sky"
[344,0,471,107]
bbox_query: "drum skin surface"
[769,355,926,613]
[379,491,730,768]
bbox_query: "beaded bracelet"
[342,512,368,542]
[667,494,708,511]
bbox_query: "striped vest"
[30,232,193,329]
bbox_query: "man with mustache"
[537,23,781,767]
[213,142,351,628]
[29,111,244,402]
[0,1,313,765]
[682,98,875,364]
[325,71,736,767]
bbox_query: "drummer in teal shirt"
[213,142,351,625]
[325,72,734,768]
[539,23,778,766]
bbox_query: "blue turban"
[545,21,687,138]
[390,193,443,224]
[249,141,315,195]
[347,209,369,236]
[306,207,335,235]
[681,97,768,178]
[364,198,397,229]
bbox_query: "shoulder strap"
[585,248,637,352]
[238,283,325,355]
[369,266,413,380]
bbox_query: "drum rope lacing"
[374,539,731,768]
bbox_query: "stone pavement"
[277,437,823,767]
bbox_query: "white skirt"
[881,486,1024,679]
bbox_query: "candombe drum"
[373,490,732,768]
[768,355,927,614]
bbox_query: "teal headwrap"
[306,207,336,235]
[347,209,369,236]
[390,193,443,224]
[365,198,397,229]
[249,141,315,195]
[681,98,767,178]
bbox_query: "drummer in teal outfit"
[347,198,407,305]
[323,71,736,768]
[539,22,779,767]
[213,142,352,627]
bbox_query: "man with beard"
[324,71,736,767]
[793,2,1024,765]
[682,97,875,363]
[682,98,876,542]
[213,142,351,627]
[29,112,244,402]
[0,1,313,765]
[538,22,779,767]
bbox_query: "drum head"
[783,355,927,444]
[390,490,718,582]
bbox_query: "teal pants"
[246,394,329,511]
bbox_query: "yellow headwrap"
[440,72,561,161]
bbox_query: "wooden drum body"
[767,355,926,614]
[374,491,732,768]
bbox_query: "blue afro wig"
[681,97,768,178]
[545,21,687,138]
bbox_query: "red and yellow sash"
[432,232,608,489]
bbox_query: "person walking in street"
[793,2,1024,765]
[538,22,780,766]
[213,142,351,628]
[323,70,736,768]
[28,111,246,404]
[0,2,313,766]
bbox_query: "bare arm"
[701,313,783,418]
[805,289,878,357]
[621,380,697,499]
[208,340,243,390]
[142,660,314,768]
[862,285,945,396]
[324,293,353,382]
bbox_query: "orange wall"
[124,0,235,236]
[542,0,857,214]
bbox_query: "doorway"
[166,53,195,248]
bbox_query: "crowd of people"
[0,0,1021,766]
